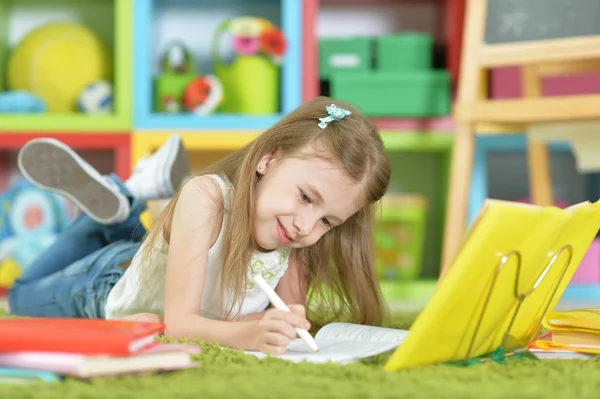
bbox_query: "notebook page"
[246,338,401,364]
[315,322,409,344]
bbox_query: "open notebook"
[246,322,408,364]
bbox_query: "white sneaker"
[17,138,130,225]
[125,135,191,201]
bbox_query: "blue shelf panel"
[132,0,301,130]
[135,113,284,130]
[280,0,302,114]
[156,0,279,5]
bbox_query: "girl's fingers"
[268,309,310,330]
[287,304,306,317]
[264,331,292,347]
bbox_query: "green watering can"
[212,19,280,114]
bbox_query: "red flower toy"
[182,75,223,115]
[229,17,287,65]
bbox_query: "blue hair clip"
[318,104,352,129]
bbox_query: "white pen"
[251,274,319,352]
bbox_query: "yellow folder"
[384,199,600,371]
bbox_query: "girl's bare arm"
[163,177,255,349]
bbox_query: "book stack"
[0,318,200,384]
[529,308,600,360]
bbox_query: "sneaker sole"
[18,140,122,224]
[167,138,191,193]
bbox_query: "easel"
[441,0,600,276]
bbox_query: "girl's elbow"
[163,326,183,340]
[163,314,188,340]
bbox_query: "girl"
[9,96,392,355]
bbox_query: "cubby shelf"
[0,0,132,133]
[132,0,302,131]
[0,114,131,132]
[133,114,285,131]
[132,129,454,165]
[0,132,131,180]
[132,131,260,162]
[0,0,462,137]
[0,0,462,217]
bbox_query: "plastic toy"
[78,80,113,114]
[228,17,286,64]
[161,41,196,74]
[155,42,197,113]
[182,75,223,115]
[213,17,287,114]
[0,91,46,113]
[155,73,196,113]
[7,22,112,113]
[0,179,72,288]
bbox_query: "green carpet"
[2,311,600,399]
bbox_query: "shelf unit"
[0,132,131,180]
[133,130,455,159]
[0,0,132,133]
[0,0,466,295]
[132,0,302,131]
[0,0,465,162]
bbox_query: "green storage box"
[330,70,450,117]
[375,194,428,281]
[376,33,433,71]
[319,37,372,80]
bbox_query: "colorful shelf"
[132,128,454,165]
[132,131,259,164]
[0,0,302,133]
[0,0,132,133]
[133,114,286,131]
[0,0,463,178]
[0,132,131,180]
[132,0,302,131]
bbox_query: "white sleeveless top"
[104,174,291,320]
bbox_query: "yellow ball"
[7,22,112,113]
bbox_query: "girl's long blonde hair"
[143,96,392,327]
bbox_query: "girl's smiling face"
[252,146,364,251]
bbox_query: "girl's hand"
[252,304,311,355]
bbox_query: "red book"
[0,318,165,355]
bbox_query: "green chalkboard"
[485,0,600,44]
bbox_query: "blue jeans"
[8,174,147,319]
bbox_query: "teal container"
[319,37,372,80]
[375,33,433,71]
[330,70,451,117]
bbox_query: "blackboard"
[485,0,600,44]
